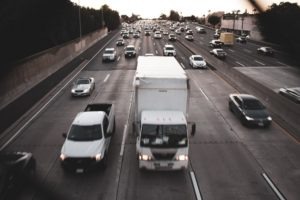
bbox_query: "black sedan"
[0,152,36,199]
[228,94,272,127]
[279,87,300,103]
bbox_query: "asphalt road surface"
[2,23,300,200]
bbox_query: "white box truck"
[133,56,195,170]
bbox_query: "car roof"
[126,45,135,48]
[286,87,300,93]
[230,93,258,100]
[191,54,203,58]
[105,48,115,51]
[164,44,174,47]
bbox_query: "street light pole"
[78,0,82,48]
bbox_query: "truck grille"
[152,153,175,160]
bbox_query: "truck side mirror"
[62,133,67,138]
[191,123,196,136]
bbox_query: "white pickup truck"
[60,103,115,172]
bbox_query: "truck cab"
[136,111,192,170]
[60,103,115,172]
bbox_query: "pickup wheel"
[112,117,116,133]
[101,153,108,169]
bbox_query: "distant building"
[221,14,263,41]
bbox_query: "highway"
[1,23,300,200]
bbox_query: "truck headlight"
[267,116,272,121]
[60,154,66,161]
[176,155,188,161]
[95,153,102,161]
[245,116,254,121]
[139,154,152,161]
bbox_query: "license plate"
[159,162,169,167]
[76,168,84,173]
[258,122,264,126]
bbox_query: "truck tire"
[112,117,116,133]
[102,153,108,169]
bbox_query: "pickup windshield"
[141,124,187,148]
[67,125,102,141]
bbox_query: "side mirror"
[62,133,67,138]
[191,123,196,136]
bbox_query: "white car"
[209,48,227,59]
[175,29,181,35]
[154,31,162,39]
[163,44,176,56]
[185,35,194,41]
[71,77,95,96]
[124,45,136,58]
[102,48,117,62]
[189,55,207,69]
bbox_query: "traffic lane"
[187,70,280,199]
[188,68,300,199]
[117,143,196,200]
[3,70,118,199]
[5,56,135,199]
[36,70,135,200]
[85,34,141,71]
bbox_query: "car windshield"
[216,50,224,53]
[76,79,90,84]
[104,50,114,54]
[166,47,174,50]
[243,99,265,110]
[141,124,187,148]
[67,124,102,141]
[194,56,203,61]
[126,47,135,51]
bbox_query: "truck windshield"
[67,125,102,141]
[141,124,187,148]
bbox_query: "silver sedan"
[71,77,95,96]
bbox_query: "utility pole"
[78,0,82,49]
[232,10,240,33]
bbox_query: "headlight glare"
[245,116,254,121]
[139,154,152,161]
[95,153,102,161]
[176,155,188,161]
[60,154,66,161]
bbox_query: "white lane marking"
[120,91,134,156]
[0,32,118,151]
[255,60,266,65]
[139,47,141,51]
[190,171,202,200]
[236,61,245,67]
[153,42,156,46]
[103,74,110,82]
[228,49,234,52]
[156,50,158,55]
[277,61,289,66]
[192,78,209,101]
[117,56,120,61]
[262,173,286,200]
[120,124,128,156]
[180,62,185,69]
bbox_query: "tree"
[257,2,300,61]
[169,10,180,21]
[208,15,221,27]
[160,14,167,20]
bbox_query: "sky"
[71,0,300,18]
